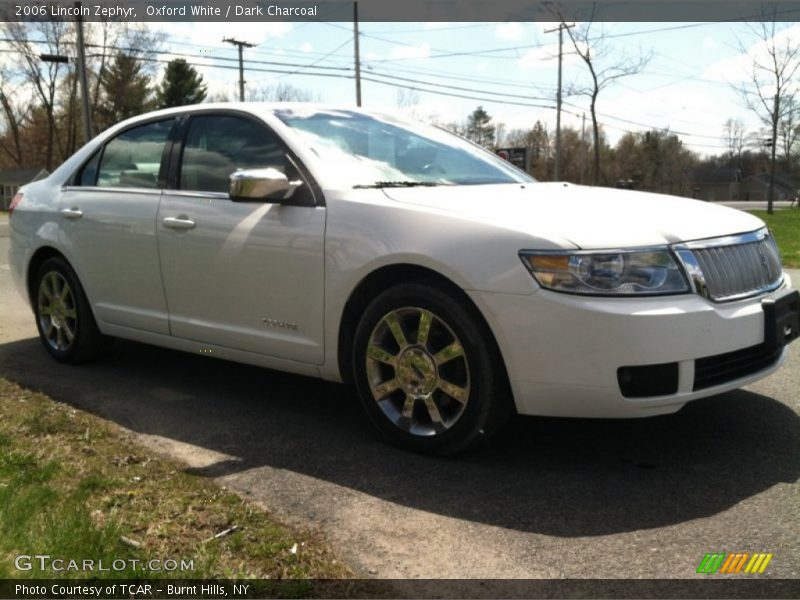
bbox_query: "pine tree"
[466,106,495,148]
[156,58,207,109]
[97,53,152,128]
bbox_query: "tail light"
[8,192,23,217]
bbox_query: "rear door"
[156,112,326,363]
[60,117,177,334]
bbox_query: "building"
[740,171,797,202]
[684,166,741,201]
[0,168,49,210]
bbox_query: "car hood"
[382,182,765,249]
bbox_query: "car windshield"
[274,108,534,188]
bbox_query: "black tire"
[353,281,513,455]
[33,256,109,363]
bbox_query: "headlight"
[520,248,690,296]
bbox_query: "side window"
[78,149,102,186]
[96,119,175,189]
[180,115,293,194]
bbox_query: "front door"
[156,113,326,364]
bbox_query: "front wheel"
[33,257,109,363]
[353,282,512,454]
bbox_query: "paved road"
[716,200,796,211]
[0,236,798,581]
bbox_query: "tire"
[33,256,109,363]
[353,281,513,455]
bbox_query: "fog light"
[617,363,679,398]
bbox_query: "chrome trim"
[671,227,784,303]
[673,249,709,299]
[164,190,229,200]
[671,227,769,251]
[61,185,161,196]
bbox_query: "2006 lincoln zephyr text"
[8,104,800,453]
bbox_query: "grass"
[748,209,800,268]
[0,378,354,587]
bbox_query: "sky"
[4,18,800,157]
[141,19,800,157]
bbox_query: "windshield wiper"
[353,181,443,189]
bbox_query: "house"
[0,167,49,210]
[683,166,741,201]
[740,171,797,202]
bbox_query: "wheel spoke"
[416,310,433,347]
[38,304,52,316]
[59,281,71,301]
[56,327,64,350]
[45,321,54,337]
[63,322,75,342]
[41,281,54,301]
[438,380,469,404]
[371,378,400,400]
[401,394,416,419]
[424,396,446,430]
[49,273,61,298]
[367,343,397,366]
[434,341,464,365]
[64,308,77,319]
[383,311,408,348]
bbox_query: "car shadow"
[1,337,798,538]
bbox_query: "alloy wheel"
[366,306,470,436]
[37,271,77,352]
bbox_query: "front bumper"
[469,275,793,418]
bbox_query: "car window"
[77,149,102,186]
[180,115,291,193]
[95,119,175,189]
[275,109,533,187]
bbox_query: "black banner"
[2,578,800,599]
[2,0,800,22]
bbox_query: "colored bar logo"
[697,552,773,574]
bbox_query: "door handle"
[61,207,83,220]
[162,216,196,230]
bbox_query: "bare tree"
[723,118,746,169]
[778,97,800,173]
[561,6,652,184]
[248,83,320,102]
[0,64,33,167]
[3,21,71,170]
[736,14,800,213]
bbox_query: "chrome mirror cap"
[229,168,302,202]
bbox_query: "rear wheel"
[34,257,108,363]
[353,282,512,454]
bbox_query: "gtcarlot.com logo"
[697,552,773,574]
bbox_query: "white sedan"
[8,104,800,454]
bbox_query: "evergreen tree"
[156,58,207,108]
[97,53,152,128]
[466,106,495,148]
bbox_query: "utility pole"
[768,93,778,214]
[74,1,92,141]
[580,112,586,184]
[545,22,574,181]
[353,1,362,106]
[223,38,255,101]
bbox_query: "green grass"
[748,209,800,268]
[0,379,353,583]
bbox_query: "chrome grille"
[673,229,783,302]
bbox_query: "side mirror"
[229,168,303,203]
